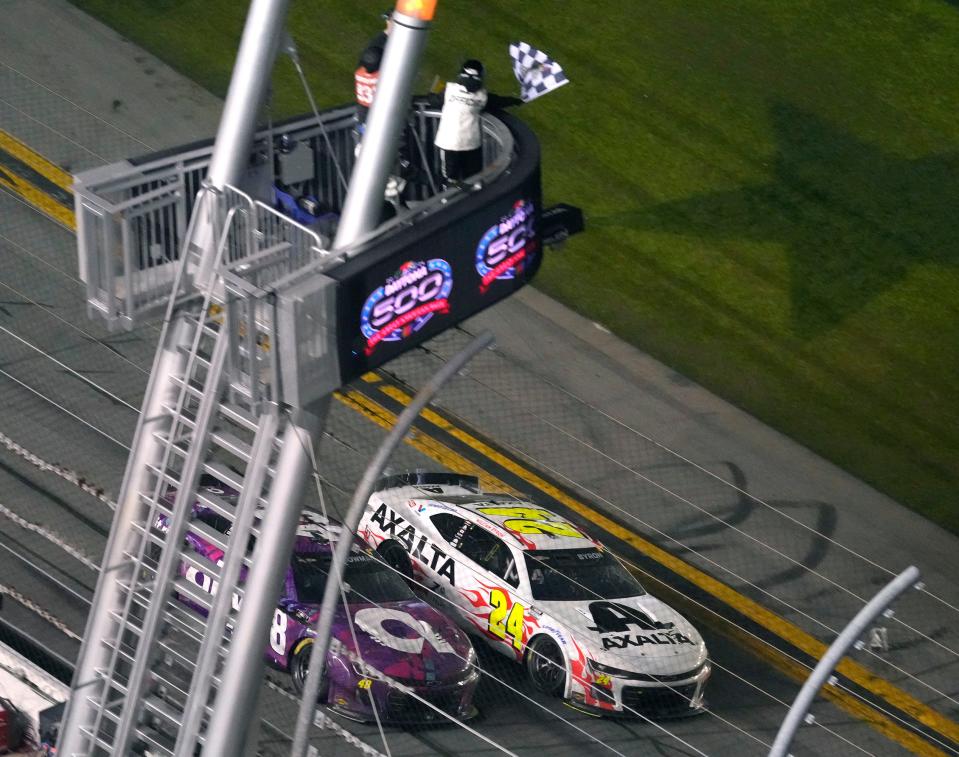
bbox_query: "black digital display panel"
[328,113,542,384]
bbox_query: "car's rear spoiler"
[374,471,481,493]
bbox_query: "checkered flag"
[509,41,569,103]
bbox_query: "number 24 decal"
[489,588,525,650]
[476,506,584,539]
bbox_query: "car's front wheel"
[525,635,567,697]
[376,540,413,582]
[290,638,327,700]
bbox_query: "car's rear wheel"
[526,636,567,697]
[377,540,413,582]
[290,638,327,700]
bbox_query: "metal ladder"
[73,189,285,755]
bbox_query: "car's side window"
[459,526,519,588]
[431,513,470,546]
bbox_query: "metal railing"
[222,271,280,413]
[221,183,256,265]
[74,103,515,330]
[247,201,326,285]
[189,182,329,411]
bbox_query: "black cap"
[360,46,383,72]
[458,59,485,92]
[460,59,485,79]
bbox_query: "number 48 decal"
[489,588,525,650]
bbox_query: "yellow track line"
[721,622,950,757]
[355,382,959,750]
[0,165,75,229]
[0,129,75,229]
[0,129,73,191]
[336,389,518,495]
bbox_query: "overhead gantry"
[59,0,579,753]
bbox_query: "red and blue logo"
[360,259,453,355]
[475,199,536,293]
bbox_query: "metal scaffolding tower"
[58,0,312,751]
[58,0,564,749]
[58,0,440,752]
[61,191,301,754]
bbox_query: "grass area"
[72,0,959,533]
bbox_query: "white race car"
[358,472,711,717]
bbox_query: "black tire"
[525,636,567,697]
[290,638,327,700]
[377,540,413,581]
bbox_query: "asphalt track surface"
[0,293,907,757]
[0,2,958,755]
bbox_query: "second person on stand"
[434,60,486,189]
[433,60,521,189]
[354,10,392,143]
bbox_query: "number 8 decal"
[269,609,287,655]
[489,588,525,651]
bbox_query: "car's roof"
[377,480,596,552]
[458,498,595,552]
[192,477,343,550]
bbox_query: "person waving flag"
[508,41,570,102]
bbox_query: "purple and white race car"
[162,477,480,724]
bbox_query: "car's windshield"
[292,552,414,605]
[525,549,644,601]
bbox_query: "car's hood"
[323,600,474,684]
[535,594,707,676]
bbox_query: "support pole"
[196,0,293,287]
[291,330,494,757]
[333,2,436,249]
[206,0,292,190]
[768,566,920,757]
[204,404,327,756]
[293,7,442,752]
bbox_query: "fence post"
[769,565,920,757]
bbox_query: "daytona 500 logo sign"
[360,259,453,355]
[475,199,535,293]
